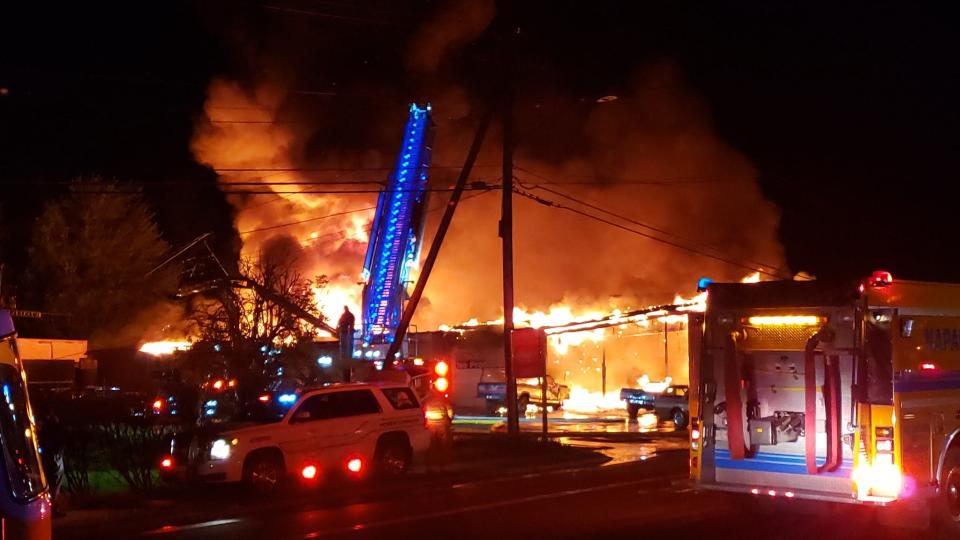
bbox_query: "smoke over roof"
[190,1,784,329]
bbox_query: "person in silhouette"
[337,306,356,379]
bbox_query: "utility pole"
[601,347,607,396]
[663,320,669,379]
[499,0,520,437]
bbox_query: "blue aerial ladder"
[359,104,434,351]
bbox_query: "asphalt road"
[56,447,933,540]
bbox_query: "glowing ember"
[139,341,192,357]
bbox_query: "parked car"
[477,369,570,415]
[619,384,689,428]
[162,382,431,494]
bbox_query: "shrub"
[98,422,173,492]
[61,424,103,497]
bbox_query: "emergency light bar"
[870,270,894,287]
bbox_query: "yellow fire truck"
[689,271,960,530]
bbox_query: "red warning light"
[301,465,318,479]
[212,379,224,390]
[258,393,271,403]
[920,362,937,371]
[870,271,894,287]
[160,456,174,469]
[152,399,164,411]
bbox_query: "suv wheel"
[626,403,641,420]
[375,438,412,477]
[244,453,284,495]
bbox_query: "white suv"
[194,382,431,493]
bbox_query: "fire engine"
[689,271,960,530]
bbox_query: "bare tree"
[189,242,328,356]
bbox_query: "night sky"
[2,1,958,295]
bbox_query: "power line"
[69,186,498,196]
[213,165,502,173]
[218,180,388,186]
[239,206,376,236]
[513,187,782,278]
[520,180,780,273]
[207,119,304,125]
[240,188,495,237]
[260,3,402,25]
[514,164,748,186]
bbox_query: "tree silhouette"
[27,178,177,345]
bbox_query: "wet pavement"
[452,408,681,435]
[54,412,934,540]
[56,450,930,540]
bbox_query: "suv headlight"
[210,438,232,460]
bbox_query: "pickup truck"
[477,369,570,415]
[619,384,689,428]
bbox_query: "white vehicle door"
[285,389,382,464]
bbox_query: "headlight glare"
[210,438,231,460]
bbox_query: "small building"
[17,338,93,387]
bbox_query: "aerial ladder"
[358,103,434,353]
[154,104,435,354]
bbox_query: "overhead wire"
[260,3,402,25]
[239,184,497,237]
[67,186,497,196]
[514,164,748,186]
[512,186,782,278]
[516,175,780,273]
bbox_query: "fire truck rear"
[689,271,960,530]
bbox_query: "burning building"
[186,2,785,411]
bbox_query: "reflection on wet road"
[453,411,690,465]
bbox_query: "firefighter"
[337,306,355,379]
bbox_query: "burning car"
[477,368,570,415]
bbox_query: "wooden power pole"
[499,1,520,437]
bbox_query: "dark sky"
[1,1,958,293]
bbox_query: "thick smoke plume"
[191,2,783,389]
